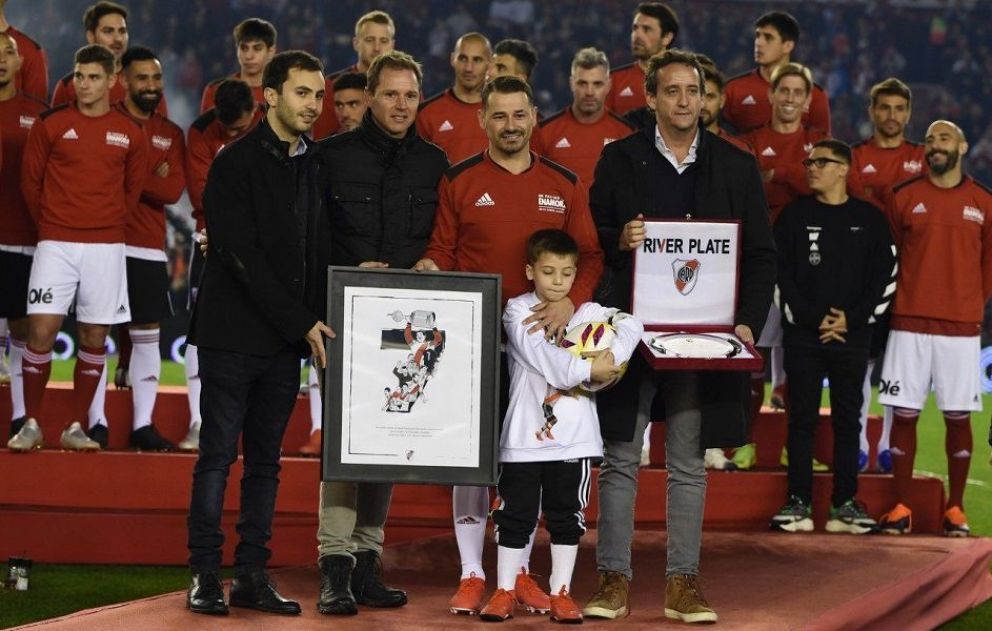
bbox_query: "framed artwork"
[323,267,501,485]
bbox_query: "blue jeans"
[187,347,301,572]
[596,371,706,579]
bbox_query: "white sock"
[549,543,578,595]
[9,338,26,419]
[0,318,8,361]
[771,345,786,388]
[308,364,321,434]
[859,359,875,452]
[129,328,160,430]
[497,545,525,591]
[521,527,536,573]
[185,344,201,427]
[879,405,894,451]
[88,362,108,429]
[642,423,651,452]
[453,485,489,579]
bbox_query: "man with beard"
[722,11,829,134]
[416,32,492,164]
[415,75,603,617]
[185,51,332,616]
[314,51,448,616]
[0,0,49,101]
[876,120,992,538]
[606,3,679,117]
[849,78,925,475]
[697,57,751,154]
[51,2,168,115]
[199,18,276,112]
[82,46,185,451]
[539,47,634,205]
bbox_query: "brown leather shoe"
[665,574,717,623]
[581,571,629,619]
[298,430,322,457]
[550,586,583,624]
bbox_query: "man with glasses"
[769,139,895,534]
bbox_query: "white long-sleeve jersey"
[500,292,644,463]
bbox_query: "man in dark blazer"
[582,50,776,623]
[185,50,334,617]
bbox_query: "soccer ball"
[561,321,628,392]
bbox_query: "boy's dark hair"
[812,138,852,164]
[526,229,579,264]
[121,45,158,70]
[755,11,800,44]
[262,50,323,93]
[234,18,277,48]
[493,39,538,80]
[481,75,533,110]
[83,1,127,33]
[214,79,255,126]
[74,44,116,76]
[636,3,680,44]
[333,71,367,92]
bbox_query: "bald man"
[877,120,992,538]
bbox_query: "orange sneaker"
[550,586,583,624]
[298,430,322,457]
[449,573,486,615]
[943,506,971,537]
[514,567,550,614]
[479,588,516,622]
[878,503,912,535]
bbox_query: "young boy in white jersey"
[481,229,643,623]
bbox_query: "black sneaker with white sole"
[825,499,878,534]
[770,495,813,532]
[130,425,175,451]
[88,423,109,449]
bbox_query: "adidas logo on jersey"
[152,135,173,150]
[555,137,571,149]
[903,159,922,173]
[475,192,495,207]
[62,128,79,140]
[603,137,617,146]
[619,86,634,97]
[438,120,454,132]
[19,115,36,129]
[760,146,777,157]
[861,164,878,174]
[911,202,927,214]
[742,95,757,105]
[106,131,130,148]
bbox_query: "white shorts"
[757,303,783,347]
[26,240,130,325]
[878,330,982,412]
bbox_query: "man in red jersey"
[850,77,925,475]
[0,32,47,449]
[539,47,634,206]
[11,44,147,452]
[697,57,751,155]
[606,2,678,117]
[876,120,992,538]
[415,76,603,617]
[199,18,276,112]
[416,32,492,164]
[83,46,185,452]
[0,0,48,101]
[311,10,395,140]
[722,11,830,134]
[490,39,538,83]
[180,79,260,452]
[51,2,168,116]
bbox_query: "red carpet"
[11,531,992,630]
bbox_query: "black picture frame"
[323,266,501,486]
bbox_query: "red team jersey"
[3,26,48,102]
[714,126,752,154]
[416,88,488,165]
[51,70,169,117]
[0,93,47,245]
[423,151,604,306]
[310,64,358,141]
[21,103,149,243]
[115,104,186,250]
[605,62,646,116]
[743,123,829,223]
[887,175,992,336]
[850,137,926,209]
[537,107,635,187]
[199,72,265,113]
[722,68,831,134]
[185,105,263,231]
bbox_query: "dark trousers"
[784,343,868,507]
[187,346,301,572]
[492,458,592,548]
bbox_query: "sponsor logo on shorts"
[106,131,131,148]
[118,304,127,314]
[538,193,566,214]
[879,379,901,397]
[27,288,54,305]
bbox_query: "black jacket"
[320,111,449,268]
[590,124,777,447]
[189,117,330,357]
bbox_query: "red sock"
[748,375,764,442]
[73,345,106,423]
[890,408,919,504]
[116,327,132,369]
[944,411,973,510]
[21,345,53,420]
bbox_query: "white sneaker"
[60,421,101,451]
[8,417,43,451]
[704,448,737,470]
[178,421,200,451]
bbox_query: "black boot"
[186,571,228,615]
[351,550,407,608]
[317,555,358,615]
[229,569,301,615]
